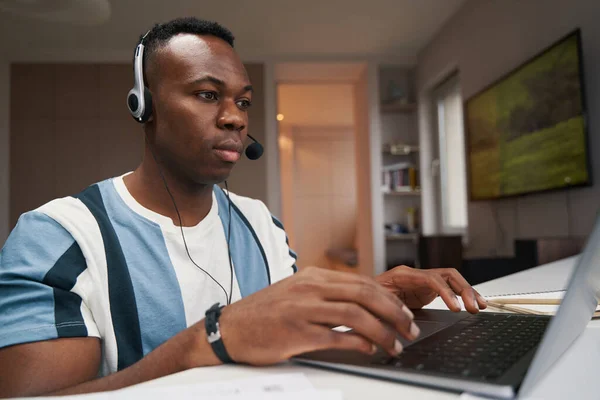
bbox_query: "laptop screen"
[519,212,600,396]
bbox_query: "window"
[434,75,468,233]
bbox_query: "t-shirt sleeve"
[256,202,299,283]
[0,211,100,349]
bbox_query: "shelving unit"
[382,143,419,155]
[385,233,419,241]
[380,102,417,114]
[383,189,421,196]
[378,66,420,270]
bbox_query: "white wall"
[0,61,8,245]
[417,0,600,258]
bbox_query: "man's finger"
[303,269,414,322]
[309,301,405,355]
[315,283,419,341]
[474,289,488,309]
[423,273,466,312]
[441,269,487,312]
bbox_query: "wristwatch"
[205,303,235,363]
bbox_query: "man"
[0,17,487,397]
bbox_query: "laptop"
[293,215,600,399]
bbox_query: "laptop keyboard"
[376,314,550,381]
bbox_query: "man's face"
[147,34,252,185]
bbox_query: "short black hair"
[136,17,235,81]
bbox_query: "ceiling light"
[277,114,285,121]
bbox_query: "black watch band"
[205,303,235,363]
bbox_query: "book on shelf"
[381,162,420,193]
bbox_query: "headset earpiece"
[127,32,153,123]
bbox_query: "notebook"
[485,290,600,317]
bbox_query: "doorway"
[275,63,367,272]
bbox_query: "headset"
[127,30,153,123]
[126,30,264,305]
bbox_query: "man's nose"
[217,102,246,132]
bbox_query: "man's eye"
[198,92,218,101]
[236,99,252,110]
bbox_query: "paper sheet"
[20,373,343,400]
[128,372,315,396]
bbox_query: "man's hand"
[375,266,488,314]
[205,267,420,366]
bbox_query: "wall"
[353,65,384,276]
[285,126,356,269]
[8,63,267,230]
[278,84,355,126]
[0,61,8,245]
[278,126,295,247]
[417,0,600,258]
[264,62,281,219]
[10,63,143,227]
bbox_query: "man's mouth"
[213,141,243,163]
[213,148,241,162]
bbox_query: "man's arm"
[0,320,219,398]
[1,267,419,397]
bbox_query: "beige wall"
[9,62,267,230]
[277,84,355,126]
[417,0,600,258]
[281,126,356,269]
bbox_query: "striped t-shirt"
[0,174,298,376]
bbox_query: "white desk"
[136,256,600,399]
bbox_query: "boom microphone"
[245,134,264,160]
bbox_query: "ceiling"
[0,0,466,62]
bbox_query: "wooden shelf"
[381,103,417,113]
[383,189,421,196]
[385,233,419,241]
[382,144,420,155]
